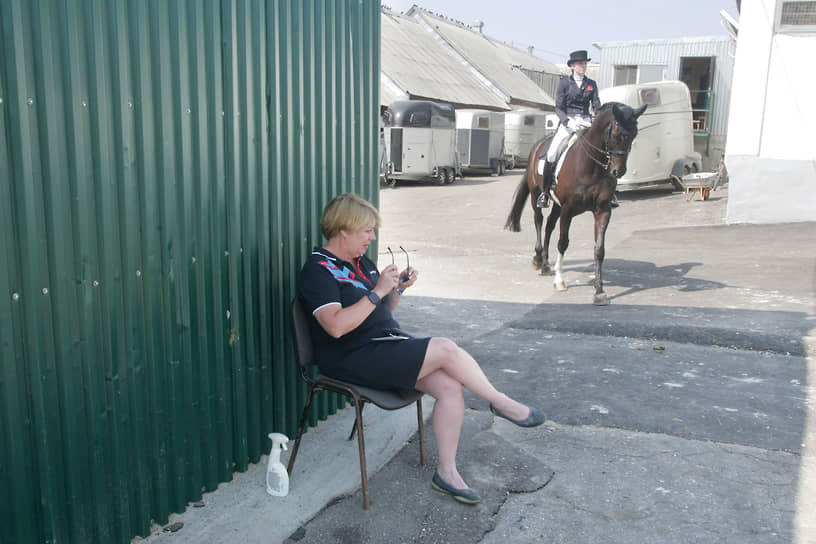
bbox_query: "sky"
[383,1,740,65]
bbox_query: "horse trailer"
[382,100,459,186]
[456,109,507,175]
[599,80,702,190]
[504,109,557,168]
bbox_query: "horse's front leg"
[592,210,611,305]
[540,206,559,275]
[553,212,572,290]
[532,201,545,271]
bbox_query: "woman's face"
[344,225,376,256]
[572,61,587,77]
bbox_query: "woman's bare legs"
[414,338,533,490]
[418,338,531,420]
[415,370,466,488]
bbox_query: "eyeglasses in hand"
[386,245,411,281]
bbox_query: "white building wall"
[725,0,816,224]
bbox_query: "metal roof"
[380,9,510,110]
[407,8,556,109]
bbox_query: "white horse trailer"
[504,110,556,168]
[599,81,702,190]
[383,100,458,186]
[456,110,506,175]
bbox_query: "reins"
[576,119,631,175]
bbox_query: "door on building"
[679,56,715,132]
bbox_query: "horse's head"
[606,103,647,178]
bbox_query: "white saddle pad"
[536,133,579,180]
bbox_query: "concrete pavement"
[139,173,816,544]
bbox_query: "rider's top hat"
[567,50,590,66]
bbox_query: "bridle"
[577,120,633,176]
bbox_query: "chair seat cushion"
[315,374,422,410]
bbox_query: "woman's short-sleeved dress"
[298,247,430,390]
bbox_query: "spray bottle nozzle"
[268,432,289,451]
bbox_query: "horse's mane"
[597,101,623,114]
[595,101,638,132]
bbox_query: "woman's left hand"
[398,267,418,290]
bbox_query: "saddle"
[536,131,581,180]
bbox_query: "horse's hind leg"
[592,210,611,305]
[553,213,572,291]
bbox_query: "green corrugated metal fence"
[0,1,380,543]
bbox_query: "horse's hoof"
[593,293,610,306]
[532,259,541,271]
[554,281,568,291]
[539,265,552,276]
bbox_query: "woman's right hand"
[375,264,400,297]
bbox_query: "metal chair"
[287,297,426,509]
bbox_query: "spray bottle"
[266,432,290,497]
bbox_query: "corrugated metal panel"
[594,37,736,137]
[409,8,555,109]
[380,8,509,110]
[0,1,380,543]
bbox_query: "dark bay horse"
[505,102,647,305]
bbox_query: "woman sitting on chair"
[299,193,545,505]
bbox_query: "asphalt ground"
[139,172,816,544]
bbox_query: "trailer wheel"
[384,176,397,188]
[434,170,446,185]
[444,168,454,184]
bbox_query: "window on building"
[614,65,637,86]
[523,116,535,126]
[477,117,489,129]
[776,1,816,32]
[638,65,666,83]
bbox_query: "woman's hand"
[398,267,418,290]
[374,263,400,298]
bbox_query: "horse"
[505,102,647,305]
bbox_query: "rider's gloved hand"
[567,119,580,132]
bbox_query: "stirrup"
[536,191,549,208]
[549,188,561,207]
[610,195,620,208]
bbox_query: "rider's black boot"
[610,193,620,208]
[537,160,554,208]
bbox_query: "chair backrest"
[290,297,316,371]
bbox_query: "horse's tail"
[505,174,529,232]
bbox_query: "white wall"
[725,0,816,223]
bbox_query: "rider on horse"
[537,50,619,209]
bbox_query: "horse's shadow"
[562,258,726,301]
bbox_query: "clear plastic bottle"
[266,432,290,497]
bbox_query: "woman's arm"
[314,263,401,338]
[555,78,569,124]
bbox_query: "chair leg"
[348,402,365,441]
[351,394,370,509]
[416,399,426,466]
[287,385,317,475]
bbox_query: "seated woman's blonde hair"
[320,193,381,240]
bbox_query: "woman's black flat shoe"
[431,472,480,505]
[489,404,546,427]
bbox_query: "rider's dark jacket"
[555,75,601,124]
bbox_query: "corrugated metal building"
[594,36,736,168]
[380,8,509,110]
[0,1,380,543]
[406,7,556,111]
